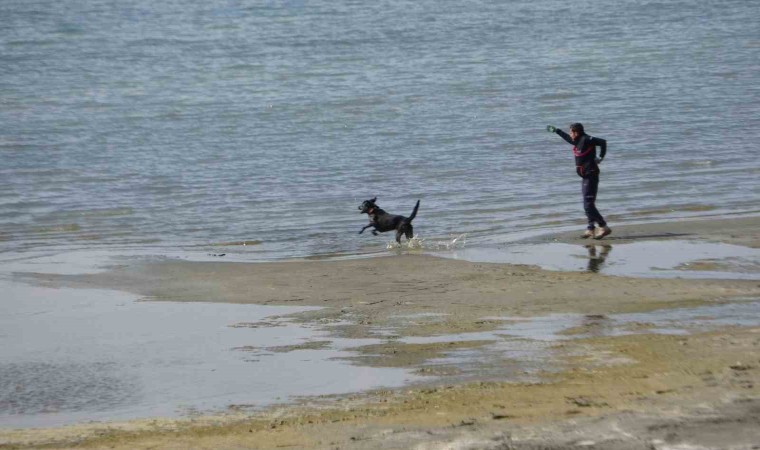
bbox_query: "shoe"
[594,226,612,240]
[581,229,595,239]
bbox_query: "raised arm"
[547,125,574,144]
[554,128,574,145]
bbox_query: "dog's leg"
[395,230,403,244]
[405,225,413,240]
[359,224,373,234]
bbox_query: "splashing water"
[386,234,467,251]
[407,235,424,249]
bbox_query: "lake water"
[2,0,759,261]
[0,283,418,428]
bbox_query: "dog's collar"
[367,207,375,214]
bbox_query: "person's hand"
[595,157,603,164]
[546,125,556,133]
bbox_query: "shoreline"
[533,214,760,248]
[2,215,759,449]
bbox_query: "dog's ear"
[370,197,377,203]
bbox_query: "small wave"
[538,91,579,101]
[75,234,104,242]
[208,240,262,247]
[683,160,715,167]
[31,224,81,234]
[67,208,134,218]
[55,24,86,35]
[226,63,264,71]
[126,38,205,46]
[628,205,717,217]
[6,39,57,47]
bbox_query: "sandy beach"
[2,216,759,449]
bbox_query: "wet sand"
[2,216,760,449]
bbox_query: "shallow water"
[0,283,417,428]
[395,300,760,380]
[435,240,760,280]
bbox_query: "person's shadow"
[586,244,612,273]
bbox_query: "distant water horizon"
[2,0,759,261]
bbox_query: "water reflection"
[585,244,612,273]
[440,240,760,280]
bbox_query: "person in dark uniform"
[547,123,611,239]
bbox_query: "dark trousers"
[582,174,606,230]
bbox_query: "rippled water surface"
[2,0,759,259]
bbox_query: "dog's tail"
[406,200,420,223]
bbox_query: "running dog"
[358,197,420,244]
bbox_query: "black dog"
[358,197,420,244]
